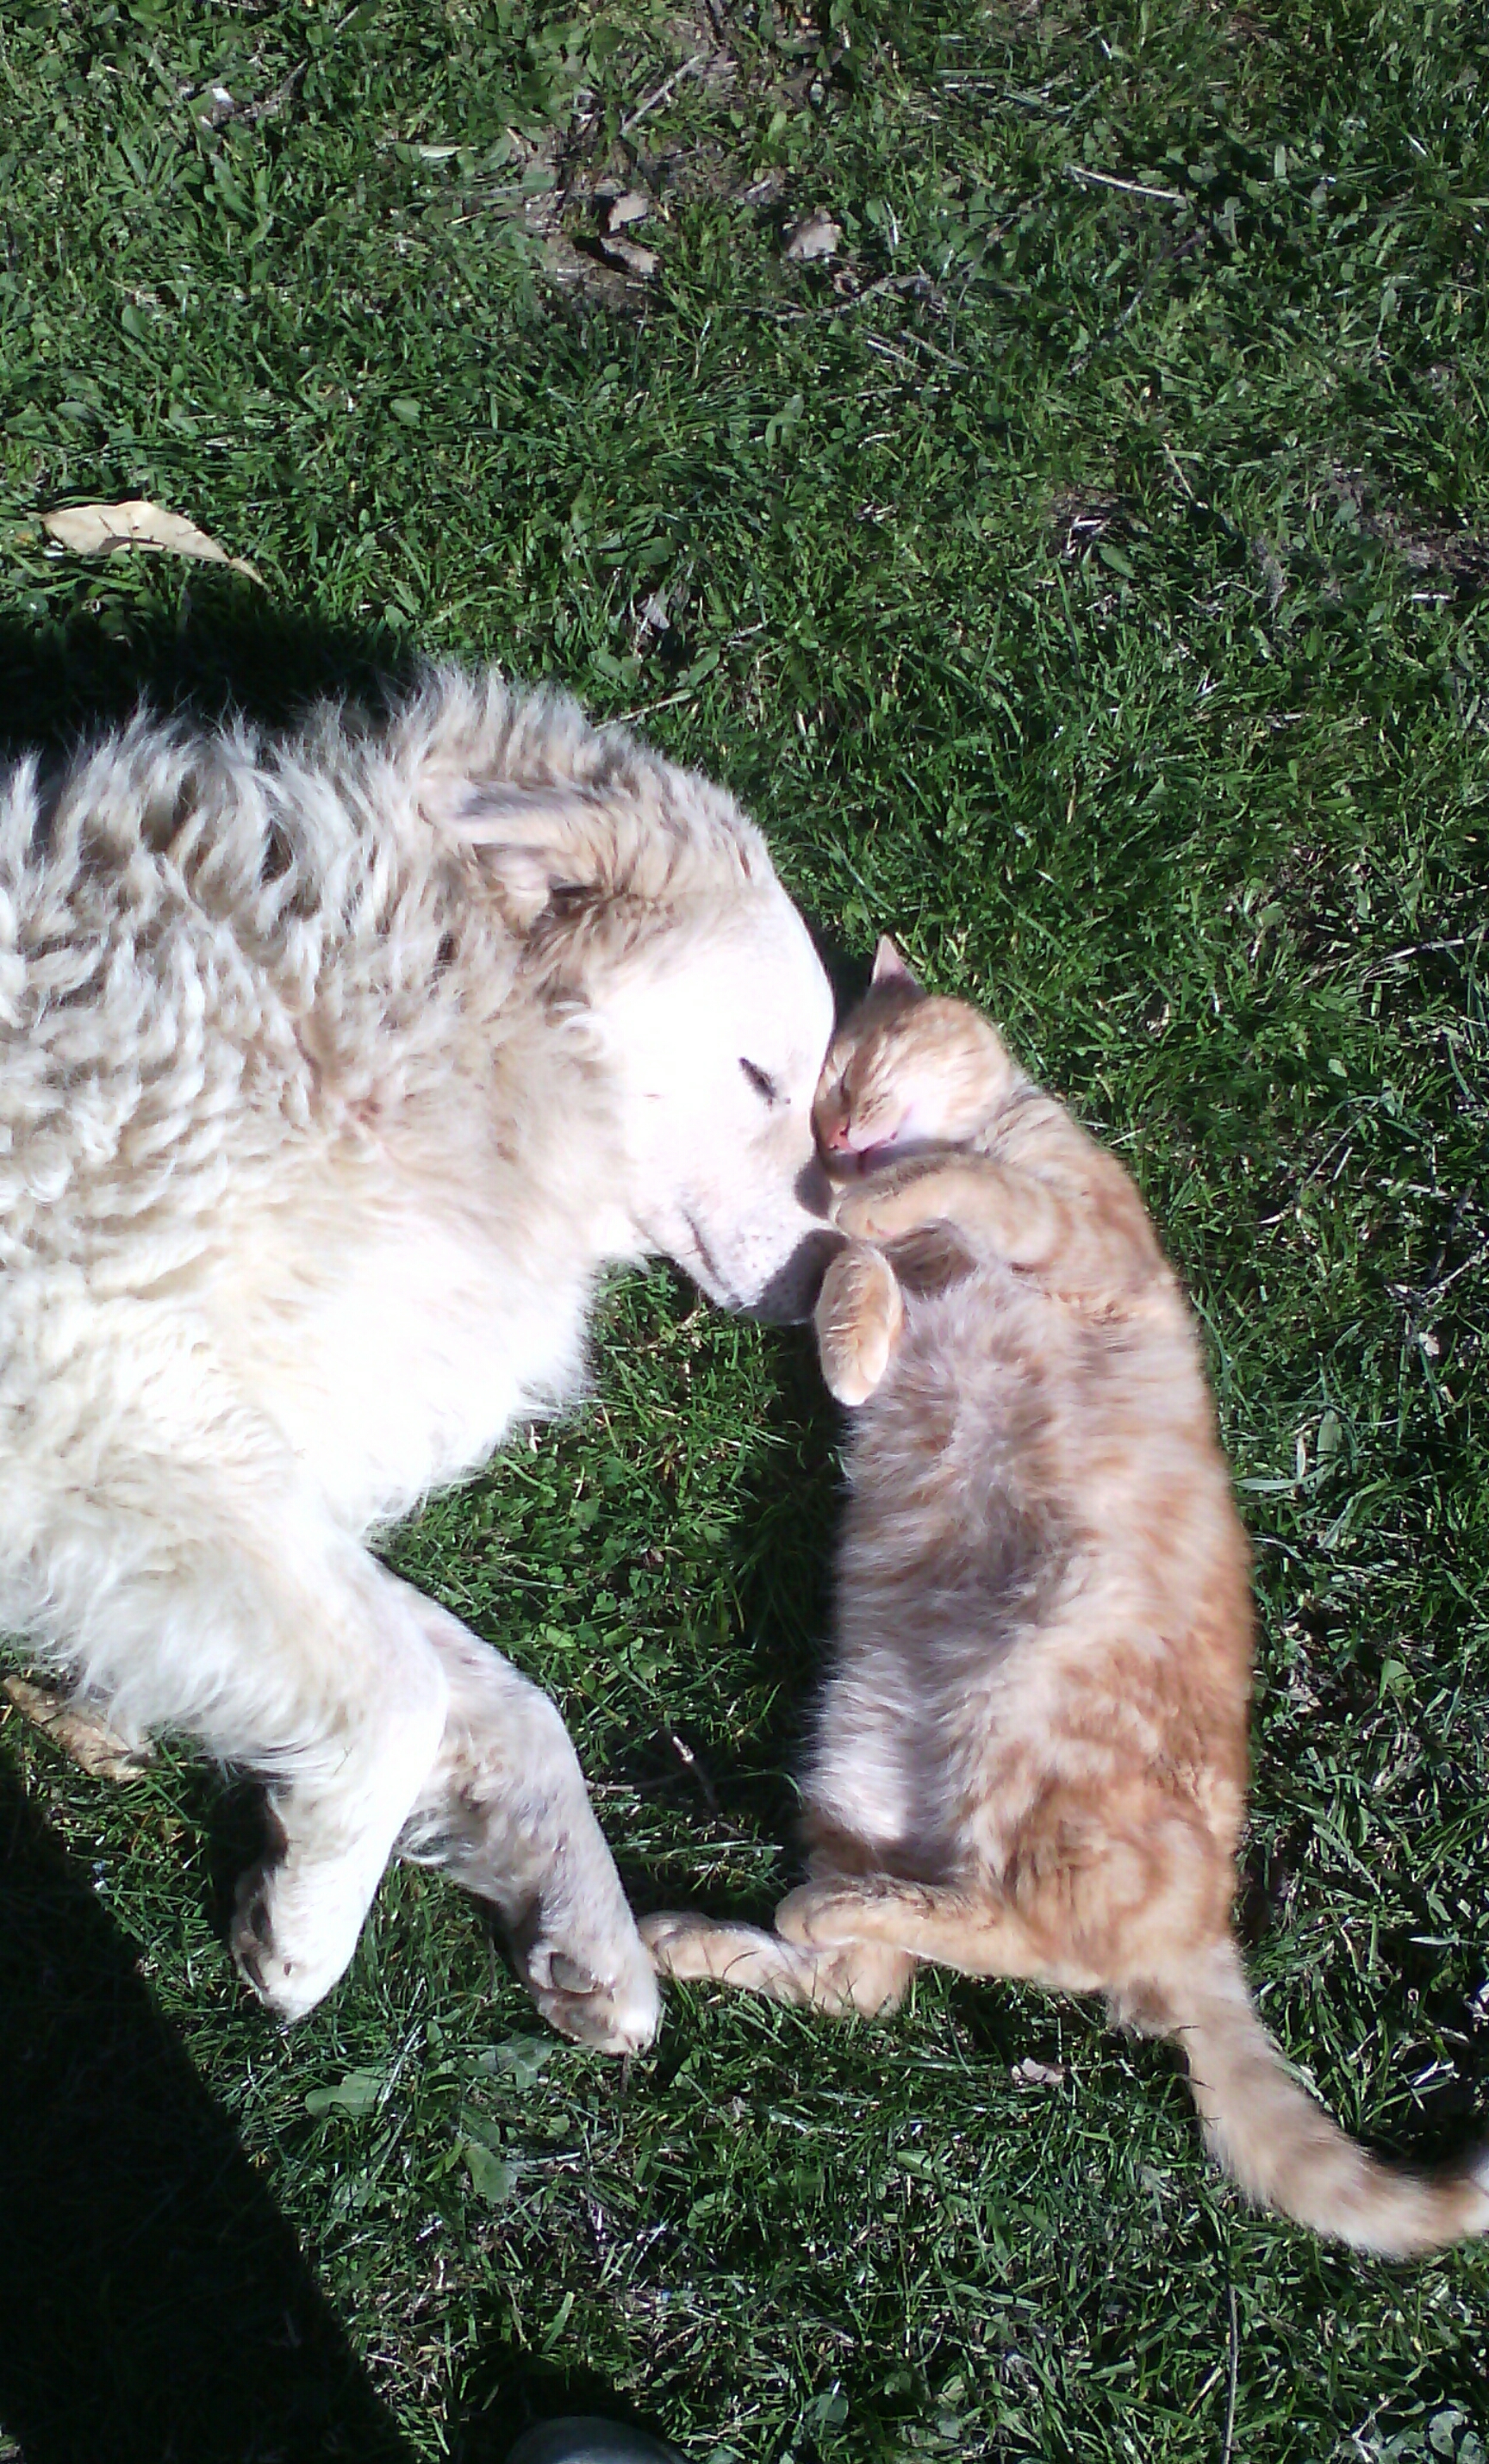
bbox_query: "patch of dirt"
[438,3,856,311]
[1324,470,1489,589]
[545,0,856,291]
[486,128,632,308]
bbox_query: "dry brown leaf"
[606,190,651,232]
[598,234,659,278]
[3,1675,154,1781]
[41,499,265,585]
[784,209,841,263]
[1012,2056,1069,2088]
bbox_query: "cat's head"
[814,940,1021,1169]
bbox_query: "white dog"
[0,668,836,2051]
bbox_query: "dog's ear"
[872,936,920,989]
[437,785,616,931]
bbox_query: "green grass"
[1,0,1487,2457]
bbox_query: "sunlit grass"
[0,1,1486,2456]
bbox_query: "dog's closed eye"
[739,1059,779,1104]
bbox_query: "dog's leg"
[17,1445,449,2022]
[226,1548,450,2020]
[396,1588,659,2055]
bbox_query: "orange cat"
[645,943,1489,2256]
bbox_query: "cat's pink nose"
[823,1117,853,1152]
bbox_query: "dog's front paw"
[231,1855,365,2022]
[520,1930,661,2056]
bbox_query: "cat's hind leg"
[641,1910,913,2018]
[777,1875,1068,1988]
[814,1239,904,1407]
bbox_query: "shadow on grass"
[0,583,414,755]
[452,2370,682,2464]
[601,1302,848,1933]
[0,1759,411,2464]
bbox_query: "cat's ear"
[872,936,921,989]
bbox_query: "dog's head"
[419,675,838,1318]
[590,880,838,1319]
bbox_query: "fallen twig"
[1068,164,1187,205]
[620,55,707,137]
[667,1730,722,1817]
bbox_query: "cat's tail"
[1162,1938,1489,2256]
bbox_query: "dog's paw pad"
[231,1888,307,2019]
[533,1970,661,2056]
[546,1951,601,1995]
[519,1922,661,2055]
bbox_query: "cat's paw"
[640,1910,805,1998]
[814,1241,904,1405]
[776,1875,921,1947]
[836,1162,963,1244]
[775,1878,866,1946]
[639,1909,729,1980]
[642,1910,910,2016]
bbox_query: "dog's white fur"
[0,667,835,2049]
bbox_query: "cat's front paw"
[642,1909,912,2016]
[814,1240,904,1405]
[776,1874,920,1946]
[776,1879,857,1946]
[639,1909,712,1977]
[835,1161,961,1244]
[640,1909,779,1989]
